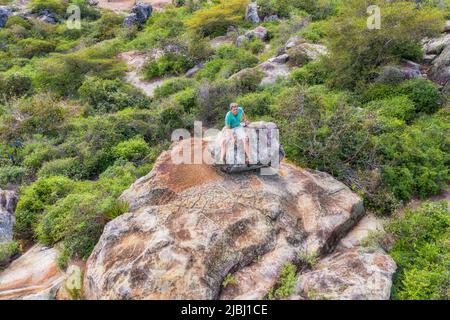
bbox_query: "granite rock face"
[123,3,153,27]
[0,189,18,243]
[83,137,369,299]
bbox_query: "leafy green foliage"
[387,201,449,300]
[267,263,297,299]
[0,241,19,269]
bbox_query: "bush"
[240,38,265,55]
[0,165,27,187]
[267,263,297,300]
[0,73,32,102]
[289,60,329,86]
[154,78,195,99]
[5,16,32,29]
[173,87,198,112]
[186,0,248,37]
[37,158,83,179]
[387,201,449,300]
[367,96,416,122]
[112,137,150,162]
[143,53,194,80]
[79,76,149,114]
[236,91,273,117]
[231,68,263,94]
[399,78,442,114]
[15,175,75,239]
[326,0,444,88]
[13,38,56,58]
[22,141,59,171]
[29,0,68,15]
[0,241,19,268]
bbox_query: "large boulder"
[83,137,367,299]
[209,121,285,174]
[293,248,396,300]
[37,9,59,24]
[0,245,64,300]
[245,2,260,24]
[123,2,153,27]
[0,6,12,28]
[429,45,450,89]
[0,189,18,243]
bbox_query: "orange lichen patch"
[153,139,224,193]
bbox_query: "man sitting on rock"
[220,103,250,164]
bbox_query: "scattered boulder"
[37,9,59,24]
[0,245,64,300]
[0,6,12,28]
[235,35,247,48]
[294,248,396,300]
[423,33,450,55]
[123,2,152,27]
[0,189,18,243]
[376,62,421,83]
[429,45,450,89]
[285,39,327,62]
[263,15,279,23]
[185,63,204,78]
[244,26,268,41]
[258,60,291,85]
[83,138,365,299]
[245,2,260,24]
[268,54,289,64]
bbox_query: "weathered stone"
[209,121,285,174]
[185,63,204,78]
[123,2,152,27]
[268,54,289,64]
[235,35,246,48]
[0,245,64,300]
[0,189,18,243]
[264,15,279,23]
[376,62,422,83]
[245,2,260,24]
[37,9,58,24]
[83,138,365,300]
[258,61,291,85]
[294,248,396,300]
[430,45,450,88]
[423,33,450,55]
[0,6,12,28]
[244,26,268,41]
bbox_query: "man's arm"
[242,111,248,125]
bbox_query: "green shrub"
[173,87,198,112]
[236,91,273,117]
[29,0,68,15]
[0,165,27,187]
[240,38,265,55]
[79,76,149,114]
[0,241,19,268]
[267,263,297,299]
[5,16,32,29]
[186,0,248,37]
[22,141,59,171]
[367,96,416,122]
[143,53,194,80]
[154,78,195,99]
[15,176,75,239]
[387,201,449,300]
[289,60,329,86]
[112,137,150,162]
[13,38,56,58]
[231,68,263,94]
[37,158,83,179]
[399,78,442,114]
[0,73,32,101]
[195,58,225,80]
[392,40,424,62]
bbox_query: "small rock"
[424,54,437,63]
[0,189,18,243]
[236,35,246,48]
[123,2,152,27]
[245,2,260,24]
[37,9,58,24]
[185,63,204,78]
[244,26,268,41]
[268,54,289,64]
[263,15,279,23]
[0,6,12,28]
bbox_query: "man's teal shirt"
[225,107,244,129]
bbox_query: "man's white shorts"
[223,126,247,142]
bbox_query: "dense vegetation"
[0,0,448,298]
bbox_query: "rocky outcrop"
[37,9,58,24]
[82,137,375,299]
[294,248,396,300]
[236,26,268,47]
[422,29,450,89]
[123,2,153,27]
[0,189,18,243]
[245,2,260,24]
[209,121,285,174]
[0,6,12,28]
[0,245,63,300]
[377,61,422,83]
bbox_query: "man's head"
[230,103,238,115]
